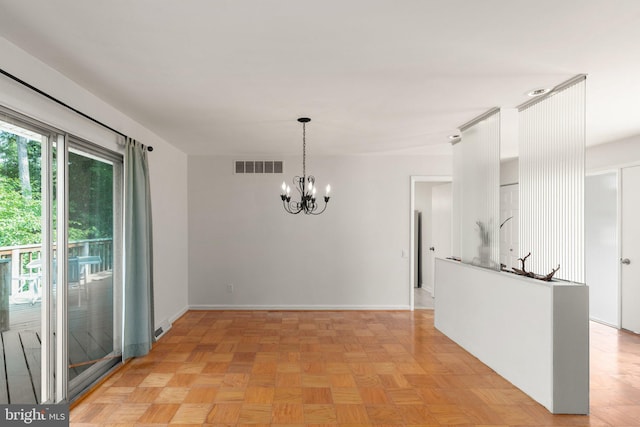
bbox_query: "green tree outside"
[1,131,113,248]
[0,131,42,246]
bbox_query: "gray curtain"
[123,137,154,359]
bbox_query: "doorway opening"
[410,176,452,310]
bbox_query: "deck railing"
[0,238,113,296]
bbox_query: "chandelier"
[280,117,331,215]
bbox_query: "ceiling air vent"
[234,160,283,174]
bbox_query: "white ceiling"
[1,0,639,156]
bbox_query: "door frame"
[410,175,451,310]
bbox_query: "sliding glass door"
[0,109,123,403]
[0,117,47,403]
[67,142,122,397]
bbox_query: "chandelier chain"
[302,122,306,179]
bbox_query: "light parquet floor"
[71,310,640,426]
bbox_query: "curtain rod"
[0,67,153,151]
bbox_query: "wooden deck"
[0,329,41,403]
[0,275,116,404]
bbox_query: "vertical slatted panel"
[519,78,585,283]
[451,142,463,258]
[459,110,501,269]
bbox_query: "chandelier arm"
[309,205,327,215]
[282,198,303,214]
[308,201,329,215]
[282,199,291,214]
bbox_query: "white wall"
[188,154,451,309]
[500,158,518,186]
[587,135,640,171]
[0,37,189,330]
[151,149,189,329]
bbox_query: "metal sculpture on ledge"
[280,117,331,215]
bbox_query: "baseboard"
[170,306,190,323]
[425,285,434,296]
[589,316,620,329]
[189,304,411,311]
[154,305,189,340]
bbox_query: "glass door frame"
[55,132,68,402]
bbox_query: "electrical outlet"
[227,283,234,293]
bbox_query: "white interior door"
[430,183,452,296]
[414,210,421,288]
[585,172,619,327]
[621,165,640,332]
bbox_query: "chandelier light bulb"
[286,186,291,196]
[325,184,331,195]
[281,181,286,194]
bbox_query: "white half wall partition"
[434,258,589,414]
[518,75,586,283]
